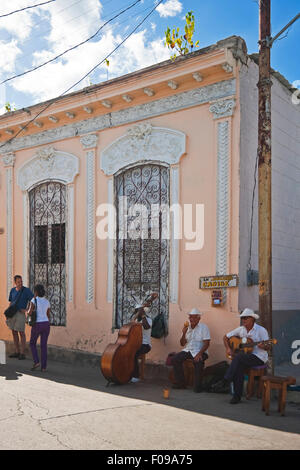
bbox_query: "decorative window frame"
[100,123,186,305]
[17,147,79,303]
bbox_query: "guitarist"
[213,308,270,404]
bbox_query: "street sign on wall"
[199,274,239,289]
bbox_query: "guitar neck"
[240,339,272,348]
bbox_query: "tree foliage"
[165,11,199,61]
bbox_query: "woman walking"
[26,284,50,371]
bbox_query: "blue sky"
[0,0,299,112]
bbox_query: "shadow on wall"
[272,310,300,366]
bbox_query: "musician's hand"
[182,325,188,335]
[194,353,202,363]
[257,342,265,350]
[226,347,233,358]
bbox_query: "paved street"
[0,357,300,450]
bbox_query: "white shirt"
[183,322,211,358]
[31,297,50,323]
[226,323,269,363]
[142,316,152,347]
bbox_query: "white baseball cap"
[188,308,202,316]
[239,308,259,320]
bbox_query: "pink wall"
[0,44,242,365]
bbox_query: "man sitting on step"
[172,308,210,393]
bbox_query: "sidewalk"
[0,356,299,450]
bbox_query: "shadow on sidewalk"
[1,357,300,436]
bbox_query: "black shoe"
[9,352,20,358]
[172,383,186,389]
[210,379,229,393]
[230,395,241,404]
[18,354,26,360]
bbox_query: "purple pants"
[30,321,50,369]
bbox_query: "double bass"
[100,293,158,385]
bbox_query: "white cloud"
[156,0,183,18]
[1,1,172,107]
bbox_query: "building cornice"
[0,79,236,154]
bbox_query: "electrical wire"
[0,0,164,150]
[1,0,142,85]
[0,0,56,18]
[1,0,147,80]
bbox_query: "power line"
[0,0,164,150]
[0,0,126,72]
[0,0,56,18]
[1,0,142,86]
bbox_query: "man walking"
[7,275,34,359]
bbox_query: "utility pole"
[257,0,272,351]
[257,1,299,372]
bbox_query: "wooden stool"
[168,359,197,387]
[138,354,146,380]
[261,375,296,416]
[246,365,267,399]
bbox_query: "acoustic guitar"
[227,336,277,360]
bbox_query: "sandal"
[30,363,40,371]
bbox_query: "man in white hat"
[213,308,270,404]
[172,308,210,392]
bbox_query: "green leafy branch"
[165,11,199,61]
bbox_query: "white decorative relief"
[105,126,183,304]
[0,79,235,154]
[169,166,180,303]
[17,147,79,191]
[16,148,79,304]
[107,178,114,303]
[2,152,16,167]
[80,133,98,149]
[215,121,230,301]
[209,98,236,120]
[67,184,75,302]
[101,125,186,176]
[22,192,29,287]
[80,134,98,303]
[2,153,15,297]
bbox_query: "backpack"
[151,313,167,339]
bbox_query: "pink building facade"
[0,36,299,367]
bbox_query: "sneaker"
[9,352,20,358]
[230,395,241,404]
[18,354,26,360]
[130,377,140,383]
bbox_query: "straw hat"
[188,308,202,316]
[239,308,259,320]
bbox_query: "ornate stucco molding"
[80,133,98,149]
[101,124,186,176]
[80,134,98,304]
[17,147,79,191]
[2,152,16,167]
[2,152,16,296]
[105,125,184,305]
[17,147,79,304]
[215,121,230,303]
[209,98,236,120]
[0,79,236,154]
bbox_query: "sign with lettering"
[199,274,239,289]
